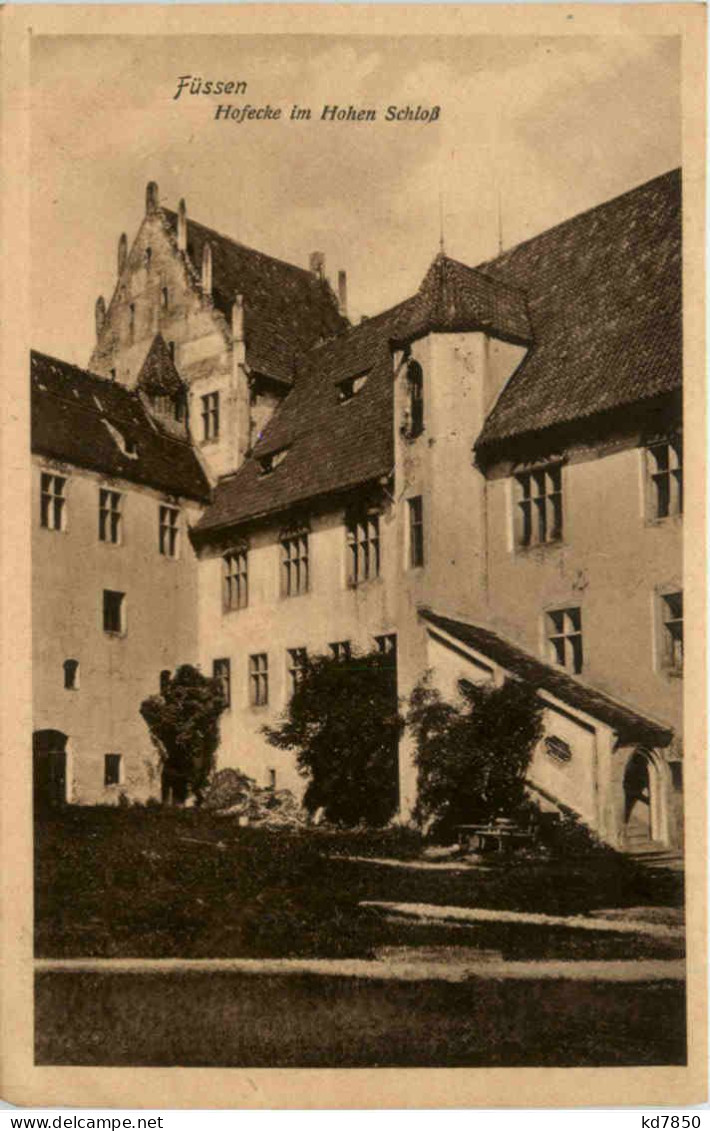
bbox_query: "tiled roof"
[195,170,681,535]
[31,351,211,503]
[391,254,532,347]
[475,169,681,453]
[136,333,185,397]
[421,609,673,747]
[193,298,414,533]
[162,210,348,385]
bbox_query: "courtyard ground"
[34,807,686,1066]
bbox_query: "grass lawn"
[35,807,684,962]
[35,969,686,1067]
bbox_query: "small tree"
[140,664,226,806]
[407,674,544,840]
[264,650,403,826]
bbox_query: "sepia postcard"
[0,1,706,1110]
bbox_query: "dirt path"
[34,955,685,983]
[361,900,685,939]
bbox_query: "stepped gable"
[421,608,673,747]
[162,210,348,385]
[475,169,681,455]
[31,351,211,503]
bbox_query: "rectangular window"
[329,640,351,661]
[249,653,269,706]
[661,591,683,673]
[287,647,308,696]
[103,589,125,635]
[104,754,122,787]
[281,533,309,597]
[63,659,79,690]
[647,439,682,519]
[546,607,583,674]
[201,391,220,441]
[223,549,248,610]
[40,473,66,531]
[213,658,231,708]
[99,488,122,544]
[346,514,380,585]
[515,465,563,547]
[159,505,180,558]
[408,496,424,568]
[375,633,397,657]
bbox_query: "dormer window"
[259,448,289,475]
[337,371,369,403]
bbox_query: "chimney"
[95,296,106,338]
[337,270,348,318]
[232,293,245,343]
[145,181,159,214]
[177,198,187,253]
[201,241,213,297]
[309,251,325,279]
[118,233,128,275]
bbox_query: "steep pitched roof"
[195,169,681,535]
[31,351,211,503]
[391,253,532,347]
[162,210,348,385]
[475,169,681,453]
[193,298,414,533]
[136,333,185,397]
[421,609,673,747]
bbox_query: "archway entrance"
[33,730,67,811]
[623,747,666,848]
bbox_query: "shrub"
[264,650,404,827]
[140,664,226,806]
[408,674,544,841]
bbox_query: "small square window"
[213,658,231,708]
[104,754,122,787]
[546,607,583,674]
[103,590,125,635]
[249,653,269,706]
[63,659,79,690]
[159,505,180,558]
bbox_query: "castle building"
[32,169,683,851]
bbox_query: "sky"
[32,33,680,365]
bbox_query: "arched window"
[63,659,79,690]
[406,360,424,438]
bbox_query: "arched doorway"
[33,730,67,811]
[623,747,667,848]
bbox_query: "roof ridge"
[31,350,125,390]
[162,208,321,284]
[478,167,680,274]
